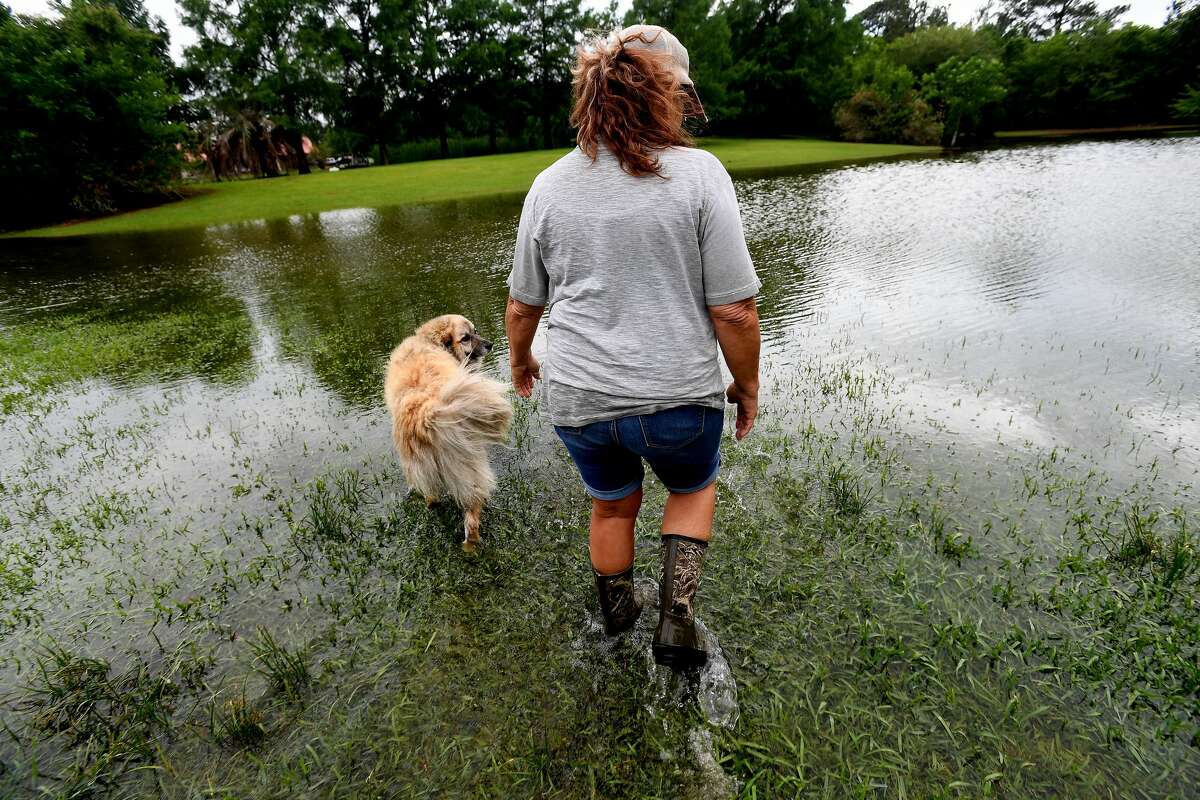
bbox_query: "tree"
[922,55,1007,144]
[203,109,299,179]
[722,0,861,134]
[321,0,419,164]
[513,0,582,148]
[0,0,187,228]
[1167,0,1199,20]
[443,0,525,152]
[886,25,1002,75]
[181,0,333,174]
[988,0,1130,39]
[409,0,454,156]
[1002,23,1177,128]
[624,0,741,125]
[1163,0,1200,97]
[855,0,948,41]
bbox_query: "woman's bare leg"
[661,482,716,541]
[590,489,643,574]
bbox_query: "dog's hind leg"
[462,502,483,553]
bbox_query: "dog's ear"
[440,325,456,353]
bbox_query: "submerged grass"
[1,304,1196,796]
[6,138,936,239]
[0,300,254,414]
[250,626,312,700]
[212,690,268,748]
[2,378,1196,796]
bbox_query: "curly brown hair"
[569,31,692,178]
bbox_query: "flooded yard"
[1,137,1198,798]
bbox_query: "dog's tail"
[429,371,513,446]
[399,371,513,507]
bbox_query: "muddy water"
[1,137,1199,797]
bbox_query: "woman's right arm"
[505,297,544,398]
[506,184,548,398]
[708,297,760,440]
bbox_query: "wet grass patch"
[2,326,1197,797]
[16,642,180,795]
[0,300,254,413]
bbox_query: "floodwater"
[1,137,1198,797]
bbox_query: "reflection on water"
[745,138,1200,489]
[0,199,522,410]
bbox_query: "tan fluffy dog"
[384,315,513,550]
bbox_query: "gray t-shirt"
[507,145,760,427]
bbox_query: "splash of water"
[634,579,739,729]
[687,727,738,799]
[566,576,741,794]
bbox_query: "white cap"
[617,24,693,86]
[616,24,706,120]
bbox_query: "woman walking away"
[504,25,761,670]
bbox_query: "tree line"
[836,0,1200,145]
[1,0,1198,228]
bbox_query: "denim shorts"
[554,404,724,501]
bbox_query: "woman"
[504,25,761,670]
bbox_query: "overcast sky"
[5,0,1176,63]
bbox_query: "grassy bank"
[994,124,1199,140]
[7,138,935,239]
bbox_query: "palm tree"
[202,109,297,180]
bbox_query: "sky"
[844,0,1175,26]
[5,0,1178,63]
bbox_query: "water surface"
[2,138,1198,798]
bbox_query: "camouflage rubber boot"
[653,534,709,669]
[594,564,642,636]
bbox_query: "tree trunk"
[488,119,497,154]
[949,110,961,148]
[285,128,310,175]
[378,141,390,166]
[251,130,281,177]
[439,119,449,158]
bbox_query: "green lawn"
[994,124,1199,139]
[9,138,936,238]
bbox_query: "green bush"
[887,25,1002,77]
[386,136,535,163]
[836,52,943,144]
[836,87,944,144]
[1171,85,1200,121]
